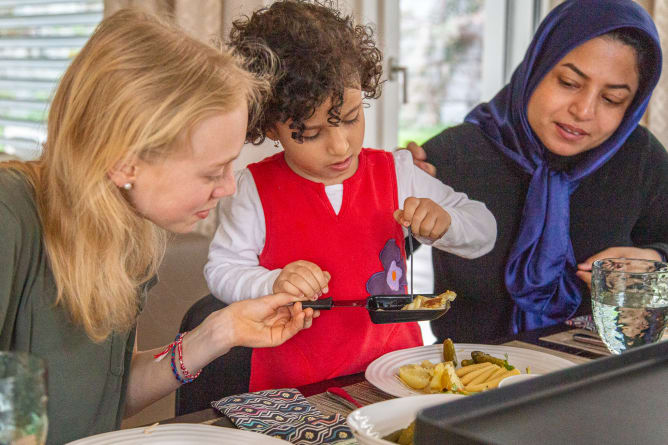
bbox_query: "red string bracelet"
[153,332,201,384]
[176,332,202,380]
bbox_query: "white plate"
[497,373,542,387]
[365,343,576,397]
[66,423,289,445]
[347,394,463,445]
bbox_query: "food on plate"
[384,420,415,445]
[397,339,521,394]
[442,338,458,366]
[143,422,159,434]
[400,290,456,310]
[471,350,515,370]
[398,364,431,390]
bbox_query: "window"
[0,0,103,159]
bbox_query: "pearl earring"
[123,183,133,190]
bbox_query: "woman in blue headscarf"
[408,0,668,342]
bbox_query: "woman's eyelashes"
[301,113,361,142]
[205,167,227,182]
[558,77,625,106]
[558,77,578,89]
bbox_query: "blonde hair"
[2,9,267,342]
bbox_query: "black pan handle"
[301,297,333,310]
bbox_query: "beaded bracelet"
[176,332,202,381]
[170,342,194,384]
[154,332,202,384]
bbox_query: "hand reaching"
[393,197,451,240]
[576,246,663,288]
[404,141,437,177]
[201,293,319,353]
[273,260,331,299]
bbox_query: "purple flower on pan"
[366,239,407,295]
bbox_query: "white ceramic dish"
[498,373,542,387]
[66,423,289,445]
[346,394,464,445]
[365,343,575,397]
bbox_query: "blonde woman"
[0,9,317,445]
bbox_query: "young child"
[205,0,497,391]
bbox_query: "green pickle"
[471,351,515,370]
[442,338,458,367]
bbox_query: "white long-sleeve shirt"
[205,149,496,303]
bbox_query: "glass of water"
[591,258,668,354]
[0,352,48,445]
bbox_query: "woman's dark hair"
[229,0,383,144]
[602,27,656,93]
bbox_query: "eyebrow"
[303,101,362,130]
[561,63,631,92]
[208,156,236,169]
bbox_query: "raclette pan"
[301,293,452,324]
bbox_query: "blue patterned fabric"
[465,0,662,333]
[213,388,356,444]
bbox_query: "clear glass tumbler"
[0,352,48,445]
[591,258,668,354]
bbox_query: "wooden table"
[157,325,598,428]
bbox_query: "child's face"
[271,88,365,185]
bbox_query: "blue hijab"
[465,0,662,333]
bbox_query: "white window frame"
[0,0,103,160]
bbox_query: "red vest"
[247,148,422,390]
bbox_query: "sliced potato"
[420,360,436,369]
[441,361,465,392]
[398,364,431,389]
[429,362,447,392]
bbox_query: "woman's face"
[124,106,247,233]
[527,36,639,157]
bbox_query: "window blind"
[0,0,102,159]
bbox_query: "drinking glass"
[591,258,668,354]
[0,352,48,445]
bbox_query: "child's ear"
[266,128,279,141]
[108,158,138,189]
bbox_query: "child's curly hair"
[229,0,383,144]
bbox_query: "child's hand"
[394,197,451,240]
[273,260,331,299]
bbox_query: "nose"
[569,90,596,121]
[326,126,349,156]
[211,168,235,199]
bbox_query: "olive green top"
[0,169,155,445]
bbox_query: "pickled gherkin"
[442,338,458,367]
[471,351,515,370]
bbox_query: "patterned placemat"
[213,388,356,444]
[502,340,592,364]
[539,328,611,356]
[540,328,667,357]
[307,381,394,417]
